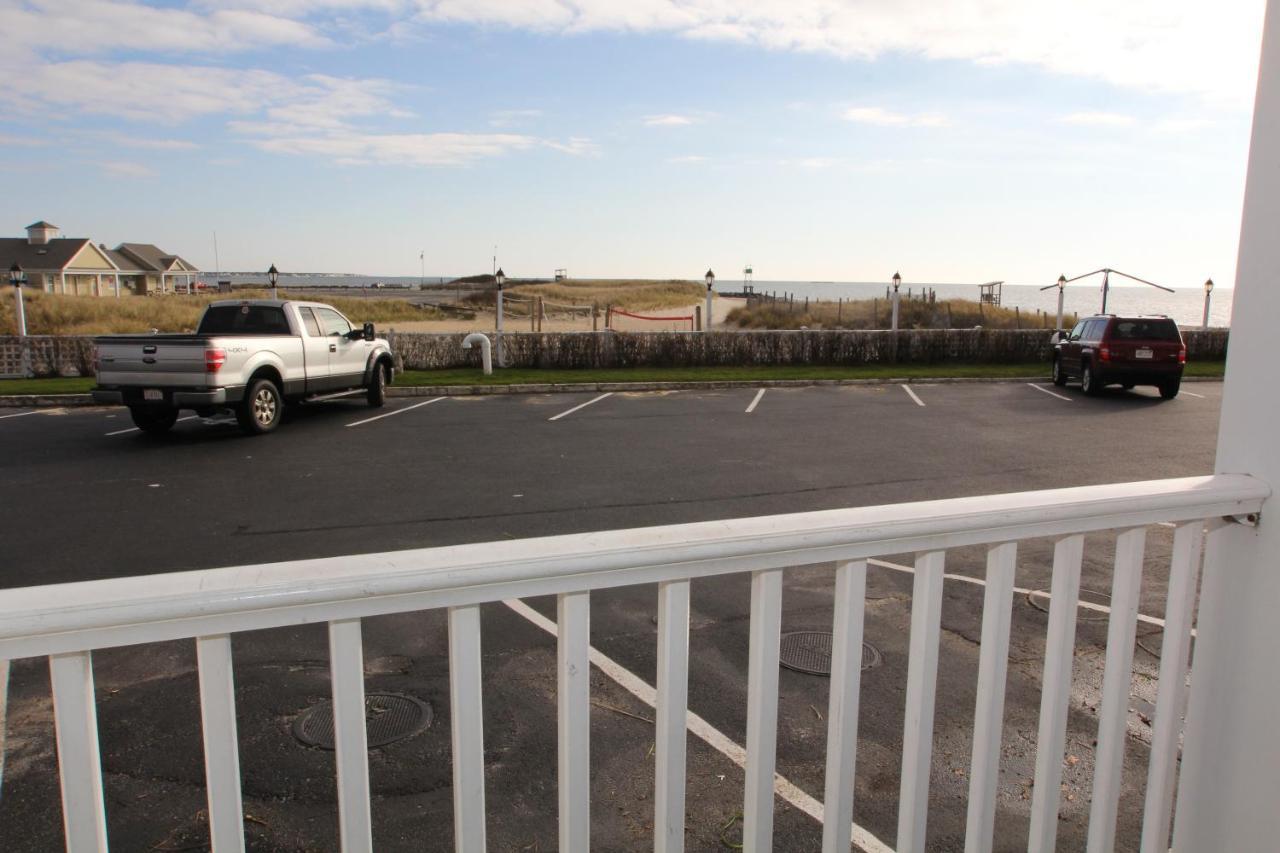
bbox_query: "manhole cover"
[292,693,433,750]
[779,632,881,676]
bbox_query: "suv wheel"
[1159,378,1181,400]
[1052,357,1067,386]
[367,362,387,408]
[236,378,283,435]
[129,405,178,435]
[1081,362,1100,396]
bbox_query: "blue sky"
[0,1,1267,286]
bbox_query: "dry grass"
[0,290,439,335]
[726,297,1078,331]
[465,279,703,312]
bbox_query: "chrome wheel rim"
[1082,368,1091,391]
[1052,360,1060,382]
[253,388,277,426]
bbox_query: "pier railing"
[0,473,1266,852]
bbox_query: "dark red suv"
[1052,315,1186,398]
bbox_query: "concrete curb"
[0,375,1225,407]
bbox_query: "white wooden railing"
[0,474,1267,853]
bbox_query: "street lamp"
[1203,278,1214,330]
[1055,274,1067,334]
[267,264,279,299]
[9,262,27,336]
[891,271,901,332]
[495,267,506,366]
[704,269,715,332]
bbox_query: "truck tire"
[1051,356,1067,386]
[129,405,178,435]
[237,378,283,435]
[367,362,387,408]
[1159,378,1181,400]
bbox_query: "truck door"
[297,306,331,391]
[315,306,371,391]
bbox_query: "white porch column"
[59,270,66,294]
[1172,2,1280,850]
[114,273,120,298]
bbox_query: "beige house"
[0,221,200,296]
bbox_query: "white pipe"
[461,332,493,375]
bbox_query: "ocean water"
[719,280,1233,328]
[212,273,1233,328]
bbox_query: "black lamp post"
[1203,278,1214,329]
[268,264,279,299]
[891,271,901,331]
[704,269,715,332]
[9,262,26,336]
[495,268,506,365]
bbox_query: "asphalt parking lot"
[0,380,1223,851]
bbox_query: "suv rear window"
[198,305,292,335]
[1110,319,1180,341]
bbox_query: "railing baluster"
[743,568,784,852]
[1086,529,1147,853]
[963,542,1018,853]
[655,580,691,853]
[196,634,246,853]
[557,592,591,852]
[897,550,946,853]
[1028,534,1085,853]
[49,651,108,853]
[1139,521,1205,853]
[328,618,372,852]
[449,604,487,852]
[821,560,868,853]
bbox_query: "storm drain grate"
[292,692,433,750]
[779,631,881,676]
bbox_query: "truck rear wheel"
[367,363,387,408]
[129,405,178,435]
[237,378,283,435]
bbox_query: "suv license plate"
[1135,348,1153,359]
[143,389,163,401]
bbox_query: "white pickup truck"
[92,299,395,435]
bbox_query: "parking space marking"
[901,385,925,407]
[1026,383,1073,402]
[549,392,613,422]
[866,557,1187,635]
[0,410,39,421]
[0,658,8,801]
[105,416,197,436]
[502,599,894,853]
[745,389,766,413]
[1180,390,1206,399]
[345,397,447,427]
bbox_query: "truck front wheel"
[367,363,387,408]
[129,405,178,435]
[237,378,283,435]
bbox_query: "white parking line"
[346,397,445,427]
[0,658,8,801]
[549,392,613,422]
[105,415,197,436]
[866,557,1187,635]
[901,385,925,407]
[502,599,894,853]
[0,410,40,421]
[745,389,766,413]
[1026,383,1073,402]
[1180,390,1205,399]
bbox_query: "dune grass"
[0,289,440,335]
[464,279,704,312]
[726,297,1078,331]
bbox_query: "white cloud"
[1059,111,1137,127]
[489,108,544,127]
[643,114,697,127]
[666,154,708,163]
[93,132,201,150]
[844,107,949,127]
[239,129,539,166]
[100,160,156,177]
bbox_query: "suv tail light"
[1099,345,1111,362]
[205,348,227,373]
[1178,345,1187,364]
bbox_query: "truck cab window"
[316,307,352,337]
[299,307,323,337]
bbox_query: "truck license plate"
[1135,348,1153,359]
[143,389,163,401]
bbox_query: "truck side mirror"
[363,322,375,341]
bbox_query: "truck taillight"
[1099,346,1111,362]
[1178,345,1187,364]
[205,348,226,372]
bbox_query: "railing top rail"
[0,474,1266,659]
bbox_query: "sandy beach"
[381,296,745,334]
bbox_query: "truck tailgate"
[95,336,212,388]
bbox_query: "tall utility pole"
[213,231,220,277]
[420,251,425,288]
[493,246,497,276]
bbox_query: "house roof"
[100,244,143,273]
[0,237,93,271]
[115,243,199,273]
[25,220,59,230]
